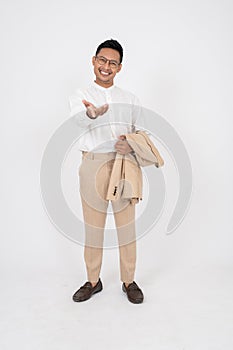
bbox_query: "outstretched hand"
[115,135,133,155]
[82,100,109,119]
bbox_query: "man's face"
[92,48,122,88]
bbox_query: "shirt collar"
[92,81,116,92]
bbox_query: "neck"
[94,79,114,89]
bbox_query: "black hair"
[95,39,123,63]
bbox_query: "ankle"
[124,282,133,288]
[90,281,97,287]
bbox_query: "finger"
[114,144,121,150]
[115,146,125,152]
[82,100,93,108]
[115,141,123,147]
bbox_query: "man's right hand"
[82,100,109,119]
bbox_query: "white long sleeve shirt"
[69,82,143,152]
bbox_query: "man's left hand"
[115,135,133,155]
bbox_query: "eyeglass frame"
[94,55,121,69]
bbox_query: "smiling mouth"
[99,69,111,76]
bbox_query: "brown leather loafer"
[122,281,144,304]
[72,278,103,302]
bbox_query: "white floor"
[1,264,233,350]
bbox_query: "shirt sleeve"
[133,96,145,132]
[69,90,97,128]
[132,94,150,134]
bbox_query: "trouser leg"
[112,200,136,284]
[81,195,107,283]
[79,153,114,283]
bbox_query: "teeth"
[100,71,110,76]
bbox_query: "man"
[69,39,144,304]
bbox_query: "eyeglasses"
[95,56,120,69]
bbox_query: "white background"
[1,0,233,349]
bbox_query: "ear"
[117,64,122,73]
[92,56,96,66]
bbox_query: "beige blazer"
[106,131,164,204]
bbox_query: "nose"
[103,60,111,68]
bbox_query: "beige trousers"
[79,151,136,284]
